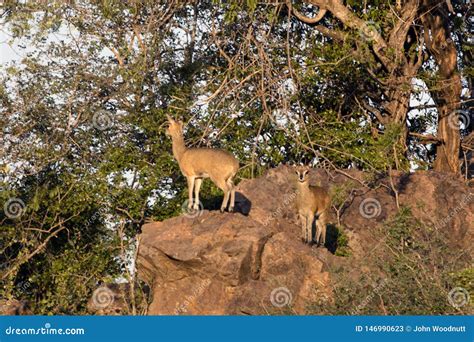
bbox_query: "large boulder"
[138,210,331,315]
[138,165,473,315]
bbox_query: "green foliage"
[330,181,357,209]
[334,228,350,257]
[308,208,472,314]
[0,0,470,315]
[449,268,474,303]
[326,224,350,257]
[30,241,119,315]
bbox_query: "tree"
[420,0,465,173]
[288,0,467,173]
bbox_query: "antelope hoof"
[193,203,199,210]
[220,207,225,213]
[228,206,234,213]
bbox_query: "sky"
[0,30,25,64]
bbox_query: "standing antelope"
[294,165,330,246]
[166,115,239,213]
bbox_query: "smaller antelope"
[166,115,239,212]
[294,165,330,246]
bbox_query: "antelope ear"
[166,114,175,122]
[178,120,184,128]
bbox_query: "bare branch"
[296,0,395,70]
[445,0,454,13]
[287,1,327,24]
[388,0,419,56]
[409,132,443,144]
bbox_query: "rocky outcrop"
[137,166,473,315]
[138,211,331,315]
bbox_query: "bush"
[307,207,473,315]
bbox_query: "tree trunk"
[384,64,421,158]
[385,83,412,156]
[422,2,462,174]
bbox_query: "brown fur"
[294,165,330,246]
[166,115,239,212]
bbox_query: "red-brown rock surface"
[138,210,331,314]
[137,166,473,315]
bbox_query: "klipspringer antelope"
[166,115,239,212]
[294,165,330,246]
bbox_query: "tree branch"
[297,0,396,71]
[409,132,442,144]
[287,1,327,24]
